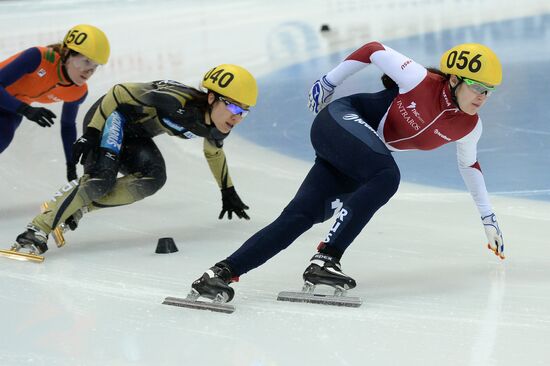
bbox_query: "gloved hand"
[219,186,250,220]
[72,128,101,165]
[307,75,336,114]
[482,213,505,260]
[16,103,56,127]
[66,163,77,182]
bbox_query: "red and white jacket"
[326,41,492,216]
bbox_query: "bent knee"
[135,167,167,197]
[382,166,401,196]
[82,173,117,200]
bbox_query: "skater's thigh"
[285,157,359,222]
[118,137,166,177]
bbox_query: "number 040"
[203,68,235,88]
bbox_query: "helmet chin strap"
[450,78,464,112]
[206,105,214,126]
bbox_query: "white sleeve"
[325,42,427,93]
[456,120,493,216]
[369,45,427,93]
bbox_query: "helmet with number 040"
[63,24,110,65]
[202,64,258,106]
[440,43,502,86]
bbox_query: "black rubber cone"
[156,237,178,254]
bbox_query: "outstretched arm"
[60,93,87,180]
[308,41,427,113]
[456,121,505,259]
[0,47,41,112]
[203,138,249,220]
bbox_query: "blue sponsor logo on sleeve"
[100,111,126,154]
[162,118,198,139]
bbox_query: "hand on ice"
[482,213,505,260]
[219,186,250,220]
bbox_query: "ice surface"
[1,1,549,365]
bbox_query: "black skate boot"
[162,262,237,313]
[277,252,362,307]
[64,208,83,231]
[14,225,49,255]
[303,253,356,291]
[52,207,87,248]
[191,262,236,303]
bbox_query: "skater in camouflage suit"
[12,64,258,256]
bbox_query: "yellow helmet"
[63,24,110,65]
[440,43,502,86]
[202,64,258,106]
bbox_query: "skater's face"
[207,93,249,133]
[450,75,492,115]
[65,54,99,86]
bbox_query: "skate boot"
[190,262,235,303]
[14,225,49,255]
[303,253,356,292]
[277,253,362,307]
[162,262,237,313]
[65,207,84,231]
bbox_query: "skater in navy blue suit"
[188,41,506,304]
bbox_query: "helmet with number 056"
[63,24,110,65]
[202,64,258,106]
[440,43,502,86]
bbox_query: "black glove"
[16,103,56,127]
[219,186,250,220]
[72,128,101,165]
[66,163,77,181]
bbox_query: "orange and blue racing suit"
[0,46,88,167]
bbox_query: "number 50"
[65,30,88,45]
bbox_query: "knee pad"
[127,165,167,199]
[80,165,118,200]
[82,148,121,199]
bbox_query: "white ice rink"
[1,1,549,365]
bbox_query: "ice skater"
[188,42,506,305]
[1,64,257,262]
[0,24,110,181]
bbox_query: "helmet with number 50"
[440,43,502,86]
[63,24,110,65]
[202,64,258,106]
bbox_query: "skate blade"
[162,296,235,314]
[0,248,44,263]
[277,291,362,307]
[52,227,66,248]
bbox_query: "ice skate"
[303,253,357,292]
[0,225,48,263]
[163,263,236,314]
[277,253,362,307]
